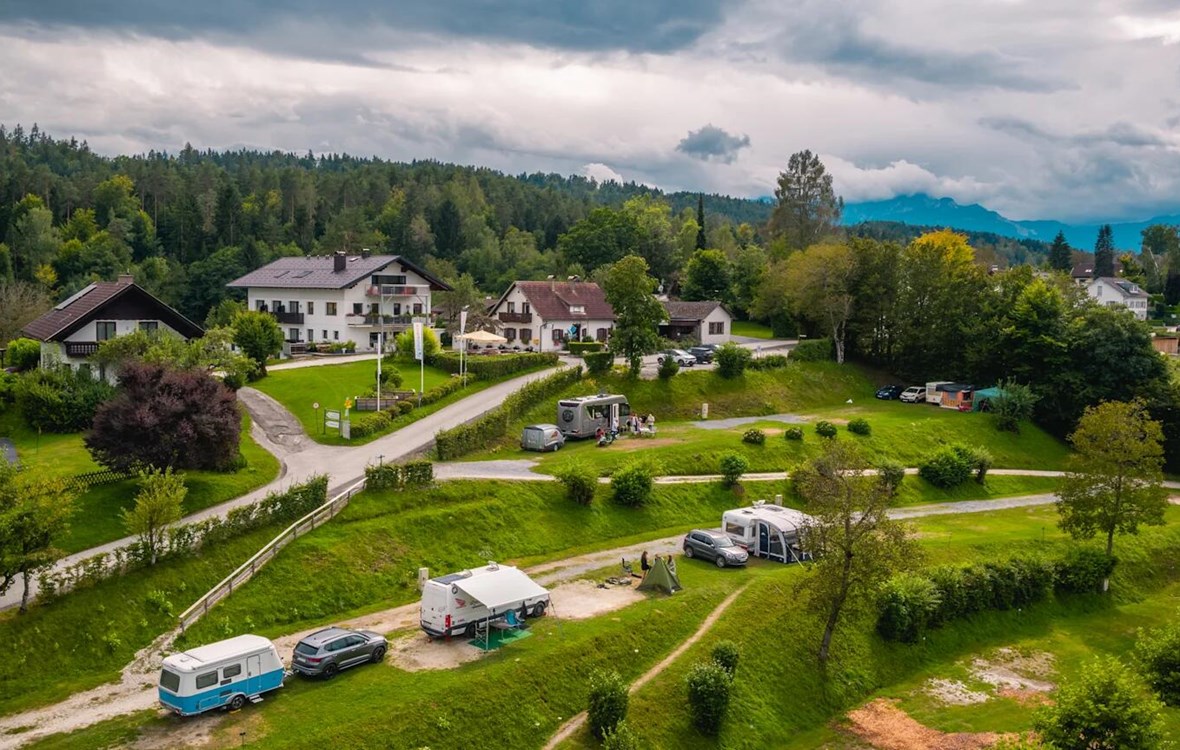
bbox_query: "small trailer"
[722,501,813,564]
[924,381,953,405]
[158,634,285,716]
[420,563,550,638]
[556,394,631,439]
[521,424,565,452]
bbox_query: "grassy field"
[0,411,280,553]
[730,320,775,339]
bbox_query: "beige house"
[487,280,615,352]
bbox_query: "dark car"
[291,626,388,679]
[682,529,749,568]
[875,384,905,400]
[689,345,718,363]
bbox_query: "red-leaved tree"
[85,362,241,472]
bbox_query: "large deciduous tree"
[602,255,666,376]
[680,249,732,302]
[0,280,51,346]
[1048,230,1073,272]
[86,363,242,472]
[232,310,284,377]
[1094,224,1116,277]
[783,242,856,363]
[558,207,639,273]
[0,460,75,613]
[766,150,843,251]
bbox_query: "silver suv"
[683,529,749,568]
[292,627,388,679]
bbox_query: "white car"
[899,386,924,403]
[657,349,697,367]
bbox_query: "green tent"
[637,557,683,595]
[972,386,1005,412]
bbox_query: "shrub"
[364,460,434,490]
[396,400,414,415]
[877,459,905,496]
[952,444,991,483]
[567,340,604,355]
[393,326,440,362]
[790,337,833,362]
[6,337,40,370]
[658,355,679,379]
[991,379,1039,433]
[587,669,629,740]
[814,420,837,439]
[847,417,871,436]
[349,409,393,439]
[378,366,403,388]
[1135,621,1180,706]
[584,351,613,374]
[17,366,116,432]
[714,343,751,379]
[600,721,640,750]
[429,351,558,379]
[556,463,597,506]
[741,428,765,445]
[611,461,654,507]
[685,660,732,735]
[784,426,804,441]
[877,573,942,643]
[711,641,739,677]
[719,453,749,487]
[747,354,789,371]
[231,310,283,377]
[918,446,973,489]
[1034,657,1165,750]
[1054,547,1117,594]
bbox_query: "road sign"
[312,402,320,410]
[324,409,341,429]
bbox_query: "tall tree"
[0,280,51,345]
[846,237,901,364]
[680,249,732,302]
[231,310,284,377]
[1048,230,1073,272]
[729,244,768,319]
[0,460,75,613]
[1056,400,1167,590]
[766,150,843,251]
[695,194,707,250]
[602,255,666,375]
[783,242,856,363]
[122,467,185,565]
[795,441,915,664]
[1094,224,1116,277]
[1140,224,1180,268]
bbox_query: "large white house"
[1086,277,1150,321]
[228,252,450,352]
[487,280,615,352]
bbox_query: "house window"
[413,303,423,314]
[272,299,281,311]
[289,328,300,342]
[308,329,315,342]
[508,301,516,313]
[289,300,300,313]
[505,328,516,341]
[522,302,530,314]
[369,303,379,315]
[139,321,159,332]
[596,328,608,342]
[333,330,339,340]
[352,303,363,315]
[307,301,315,315]
[520,328,532,343]
[322,330,328,339]
[96,321,117,341]
[255,299,266,311]
[708,321,725,335]
[393,303,401,315]
[324,302,336,316]
[552,328,564,343]
[569,304,585,314]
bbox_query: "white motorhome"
[722,501,813,564]
[158,634,285,716]
[420,563,550,638]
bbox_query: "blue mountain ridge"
[841,194,1180,251]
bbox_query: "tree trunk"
[20,569,31,614]
[819,557,853,664]
[1103,528,1115,592]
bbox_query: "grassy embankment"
[730,320,775,339]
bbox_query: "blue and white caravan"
[158,634,285,716]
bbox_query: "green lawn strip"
[0,410,102,476]
[730,321,775,339]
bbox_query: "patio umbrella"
[459,329,507,344]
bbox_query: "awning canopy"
[454,567,548,611]
[459,329,507,344]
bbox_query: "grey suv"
[683,529,749,568]
[292,627,388,679]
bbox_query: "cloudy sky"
[2,0,1179,222]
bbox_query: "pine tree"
[1048,230,1072,272]
[1094,224,1116,277]
[695,194,707,250]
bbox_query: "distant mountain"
[842,194,1180,251]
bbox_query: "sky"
[1,1,1179,223]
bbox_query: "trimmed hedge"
[685,660,732,735]
[17,367,117,433]
[584,351,613,374]
[429,351,558,379]
[790,338,833,362]
[919,444,990,488]
[587,669,629,740]
[435,366,583,460]
[568,341,604,355]
[6,337,41,370]
[747,354,789,371]
[715,343,751,378]
[364,460,433,490]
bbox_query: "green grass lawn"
[730,320,775,339]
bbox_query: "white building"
[659,300,734,345]
[227,252,450,352]
[487,280,615,353]
[1086,277,1150,321]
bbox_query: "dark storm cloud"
[676,124,750,163]
[980,116,1167,148]
[0,0,728,53]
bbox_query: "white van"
[158,634,285,716]
[420,563,550,638]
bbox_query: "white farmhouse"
[227,252,451,352]
[487,280,615,352]
[1086,277,1150,321]
[659,300,734,345]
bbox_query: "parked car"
[899,386,924,403]
[682,529,749,568]
[657,349,697,367]
[689,345,718,363]
[875,384,905,400]
[521,424,565,452]
[291,627,388,679]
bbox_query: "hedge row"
[789,338,833,362]
[568,341,605,355]
[584,351,614,374]
[430,351,558,379]
[435,365,584,460]
[746,354,789,371]
[365,460,434,490]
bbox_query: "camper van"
[556,394,630,439]
[158,634,285,716]
[420,563,551,638]
[721,501,813,564]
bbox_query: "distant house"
[1086,277,1150,321]
[1151,334,1178,356]
[1071,258,1123,284]
[22,274,204,376]
[487,280,615,352]
[227,252,450,352]
[659,300,733,345]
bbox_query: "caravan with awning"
[722,501,813,564]
[419,563,550,638]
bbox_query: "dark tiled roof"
[1094,277,1149,298]
[227,254,450,291]
[504,281,614,320]
[662,300,727,322]
[22,280,204,342]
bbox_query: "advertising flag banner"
[413,319,424,361]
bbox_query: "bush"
[685,660,732,735]
[584,351,613,374]
[918,446,973,489]
[714,343,751,379]
[349,409,393,439]
[1136,621,1180,706]
[600,721,641,750]
[364,460,434,490]
[790,338,833,362]
[393,326,440,362]
[556,463,597,506]
[877,573,942,643]
[711,641,739,677]
[1054,547,1117,594]
[378,366,403,389]
[814,420,837,439]
[847,417,871,436]
[741,428,765,445]
[1035,657,1165,750]
[658,356,679,379]
[567,341,604,355]
[17,366,116,432]
[395,400,414,416]
[991,379,1039,433]
[784,426,804,441]
[587,669,629,740]
[6,337,40,370]
[746,354,789,371]
[952,444,991,483]
[877,459,905,496]
[430,351,558,379]
[611,461,654,507]
[719,453,749,487]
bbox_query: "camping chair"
[621,557,640,579]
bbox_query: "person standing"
[640,551,651,573]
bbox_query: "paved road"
[692,413,808,430]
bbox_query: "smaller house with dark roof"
[660,300,733,345]
[488,280,615,352]
[22,274,204,375]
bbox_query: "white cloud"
[582,162,626,184]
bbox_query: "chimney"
[117,273,134,286]
[333,251,346,273]
[361,248,371,259]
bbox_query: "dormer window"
[569,305,585,314]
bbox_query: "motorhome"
[158,634,285,716]
[556,394,630,439]
[420,563,550,638]
[721,501,813,564]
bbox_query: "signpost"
[375,332,384,410]
[459,308,468,387]
[412,318,425,407]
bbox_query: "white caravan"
[722,501,813,564]
[158,634,285,716]
[420,563,550,638]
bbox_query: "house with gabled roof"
[22,274,204,375]
[1086,276,1150,321]
[487,279,615,352]
[227,251,450,352]
[659,300,733,345]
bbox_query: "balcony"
[346,313,415,328]
[64,341,100,358]
[366,285,422,298]
[499,311,533,324]
[272,311,305,325]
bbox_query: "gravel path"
[691,413,808,430]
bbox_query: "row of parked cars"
[657,344,718,367]
[875,384,926,403]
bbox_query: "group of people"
[595,412,656,446]
[639,550,676,575]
